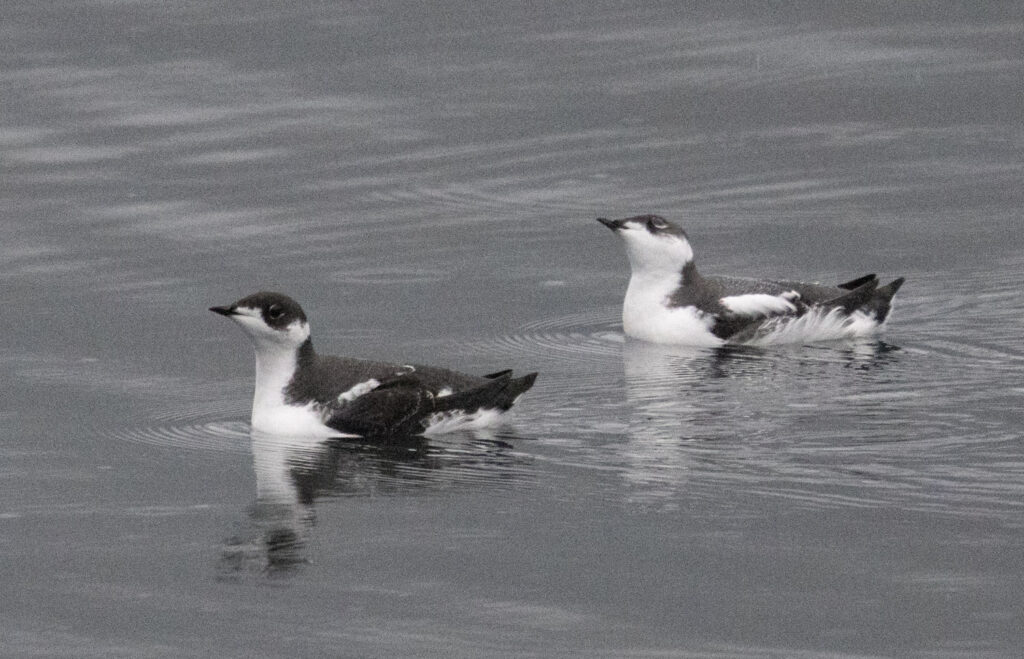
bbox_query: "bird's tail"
[865,277,905,323]
[827,276,904,322]
[497,372,538,410]
[825,278,879,313]
[836,273,877,290]
[435,371,538,413]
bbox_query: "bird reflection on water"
[616,337,903,506]
[217,429,531,579]
[622,337,903,420]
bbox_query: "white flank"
[743,308,881,346]
[436,387,453,398]
[338,378,380,403]
[720,292,797,316]
[422,408,505,436]
[843,309,882,336]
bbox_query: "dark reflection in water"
[218,430,531,579]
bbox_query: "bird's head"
[210,291,310,351]
[597,214,694,277]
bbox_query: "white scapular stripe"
[720,293,798,316]
[337,379,380,403]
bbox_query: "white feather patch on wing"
[337,378,380,403]
[720,292,798,316]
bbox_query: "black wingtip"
[864,277,905,323]
[481,370,537,395]
[484,371,538,411]
[837,273,877,290]
[879,277,905,297]
[498,371,538,410]
[826,278,879,313]
[517,372,539,389]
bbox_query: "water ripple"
[106,419,251,454]
[459,287,1024,520]
[464,309,623,369]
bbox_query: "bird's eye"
[649,218,667,230]
[267,305,284,320]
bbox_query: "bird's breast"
[251,399,350,437]
[621,275,719,345]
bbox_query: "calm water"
[3,2,1024,657]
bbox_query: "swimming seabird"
[210,292,537,437]
[597,214,904,345]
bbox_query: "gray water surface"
[3,2,1024,657]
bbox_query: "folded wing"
[323,371,537,437]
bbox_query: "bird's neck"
[251,339,313,412]
[680,260,701,286]
[625,270,677,313]
[623,260,702,332]
[626,260,699,302]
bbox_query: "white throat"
[618,235,718,345]
[622,232,694,278]
[231,317,339,437]
[251,342,300,420]
[620,232,695,332]
[248,342,340,437]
